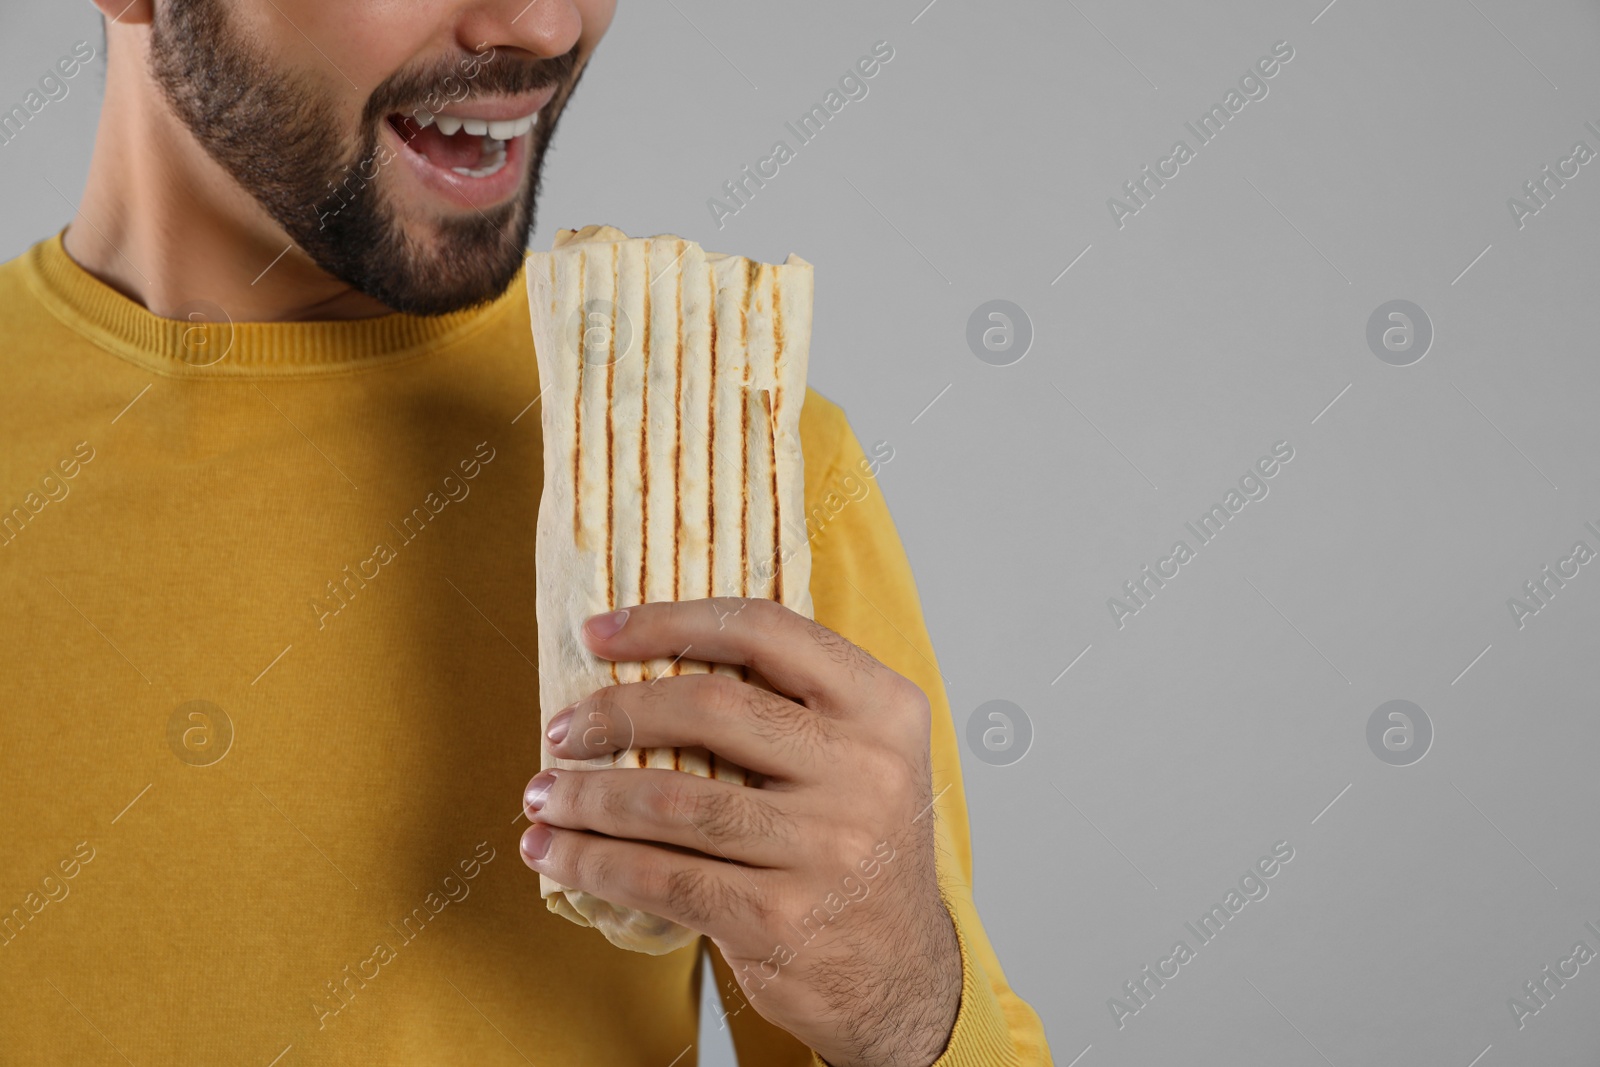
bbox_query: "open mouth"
[384,96,551,210]
[388,108,539,179]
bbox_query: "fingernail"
[546,706,575,744]
[585,608,629,640]
[520,823,552,864]
[524,770,557,814]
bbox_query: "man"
[0,1,1051,1064]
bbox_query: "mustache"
[362,44,580,123]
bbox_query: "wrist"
[831,895,963,1067]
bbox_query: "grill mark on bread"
[640,248,651,647]
[741,262,755,345]
[764,389,780,604]
[739,265,754,599]
[670,245,684,674]
[668,255,681,767]
[574,254,585,544]
[707,271,717,597]
[772,280,785,605]
[706,265,728,706]
[606,244,618,685]
[741,391,750,598]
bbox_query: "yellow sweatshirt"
[0,231,1051,1066]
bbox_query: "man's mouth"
[387,108,540,179]
[382,90,556,211]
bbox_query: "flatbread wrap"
[526,225,814,954]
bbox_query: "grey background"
[7,0,1600,1063]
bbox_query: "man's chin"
[296,196,533,318]
[398,210,532,315]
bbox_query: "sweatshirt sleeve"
[791,397,1054,1067]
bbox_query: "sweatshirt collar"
[25,229,527,378]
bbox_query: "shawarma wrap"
[526,225,814,954]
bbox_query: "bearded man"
[0,3,1051,1065]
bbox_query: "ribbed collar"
[23,229,527,378]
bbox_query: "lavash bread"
[526,226,814,954]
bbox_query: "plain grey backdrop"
[7,1,1600,1064]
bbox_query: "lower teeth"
[452,134,509,179]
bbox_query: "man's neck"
[63,35,393,323]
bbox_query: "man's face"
[149,0,614,316]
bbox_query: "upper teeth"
[416,111,538,139]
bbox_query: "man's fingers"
[581,598,890,711]
[519,820,769,942]
[548,673,842,780]
[523,766,798,867]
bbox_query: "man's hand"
[519,597,962,1067]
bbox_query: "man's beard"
[149,0,580,316]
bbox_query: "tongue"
[393,116,487,169]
